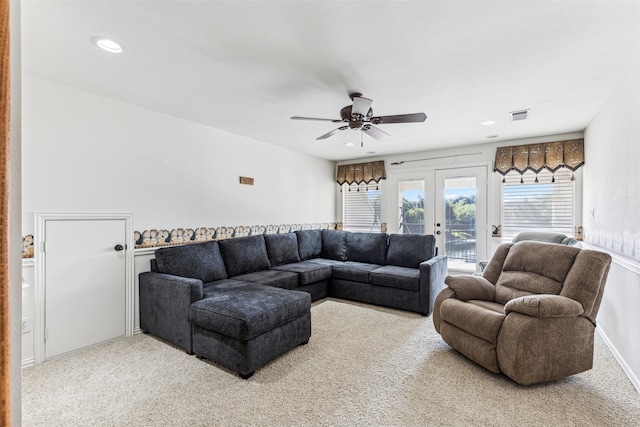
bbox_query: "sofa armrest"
[445,275,495,301]
[139,272,204,353]
[418,255,448,315]
[504,294,584,318]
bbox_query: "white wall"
[22,75,336,233]
[583,53,640,390]
[21,75,336,365]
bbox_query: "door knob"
[436,231,441,235]
[114,244,124,252]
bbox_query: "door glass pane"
[444,176,477,271]
[399,180,425,234]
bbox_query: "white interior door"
[44,218,127,359]
[435,167,488,272]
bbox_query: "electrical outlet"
[21,317,31,334]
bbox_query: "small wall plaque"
[239,176,254,186]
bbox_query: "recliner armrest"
[444,275,495,301]
[504,294,584,318]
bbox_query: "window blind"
[502,169,574,243]
[343,183,382,232]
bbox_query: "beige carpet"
[23,299,640,426]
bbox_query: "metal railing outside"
[445,223,476,263]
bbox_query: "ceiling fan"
[291,93,427,141]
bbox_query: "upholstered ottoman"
[190,283,311,379]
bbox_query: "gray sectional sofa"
[139,229,447,377]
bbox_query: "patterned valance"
[336,160,386,185]
[494,139,584,176]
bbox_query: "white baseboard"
[597,326,640,394]
[22,357,34,369]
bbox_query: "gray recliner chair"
[478,232,577,273]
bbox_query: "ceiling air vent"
[510,109,529,121]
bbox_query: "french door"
[394,166,487,272]
[434,167,487,272]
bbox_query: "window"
[399,180,425,234]
[342,183,382,232]
[502,168,574,242]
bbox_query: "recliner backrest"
[485,242,611,323]
[512,231,577,246]
[493,241,579,305]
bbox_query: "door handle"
[114,244,124,252]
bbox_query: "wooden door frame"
[33,213,134,364]
[0,0,9,422]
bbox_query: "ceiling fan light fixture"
[91,36,124,53]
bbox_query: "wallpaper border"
[21,222,342,258]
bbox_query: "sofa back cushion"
[264,233,301,267]
[346,232,388,265]
[154,240,227,282]
[218,235,271,277]
[295,230,322,260]
[494,241,580,305]
[386,234,436,268]
[321,229,348,261]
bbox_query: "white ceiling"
[21,1,640,161]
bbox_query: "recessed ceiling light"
[486,135,499,139]
[480,120,496,126]
[344,142,354,147]
[91,36,124,53]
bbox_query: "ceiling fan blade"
[291,116,343,122]
[371,112,427,124]
[362,125,390,141]
[351,96,373,117]
[316,126,349,140]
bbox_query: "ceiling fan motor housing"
[291,93,426,141]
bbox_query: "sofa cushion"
[321,229,348,261]
[272,261,332,285]
[264,233,301,267]
[331,261,381,283]
[202,279,249,298]
[154,240,227,283]
[218,235,271,277]
[369,265,420,291]
[295,230,322,260]
[386,234,436,268]
[190,284,310,341]
[231,270,299,290]
[307,258,347,267]
[346,232,388,265]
